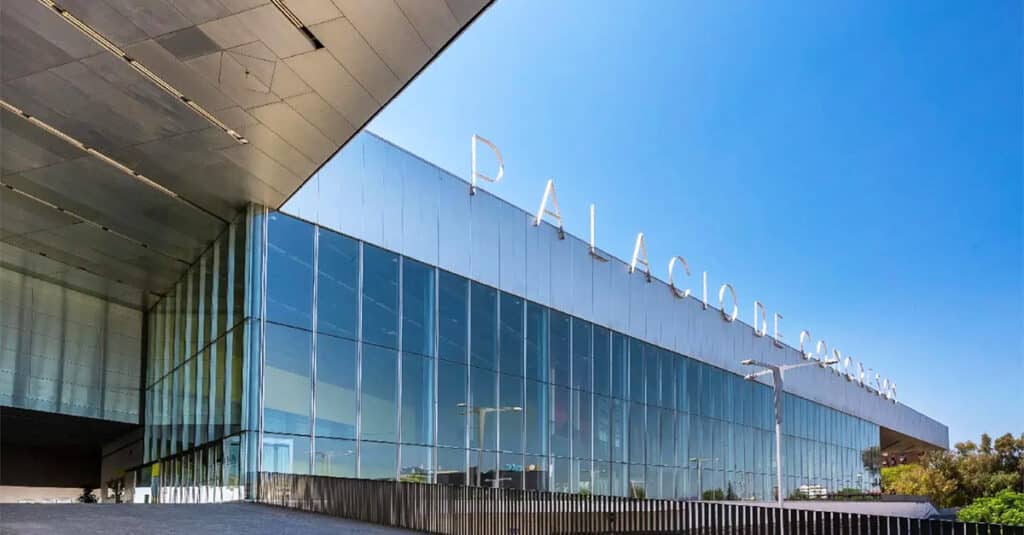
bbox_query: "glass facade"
[141,210,254,501]
[244,210,880,500]
[140,206,881,502]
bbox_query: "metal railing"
[257,472,1024,535]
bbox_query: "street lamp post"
[457,403,523,487]
[689,457,718,500]
[741,357,838,509]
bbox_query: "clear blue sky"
[367,0,1023,446]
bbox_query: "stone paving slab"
[0,502,422,534]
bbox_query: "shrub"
[957,490,1024,526]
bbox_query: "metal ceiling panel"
[332,0,432,80]
[396,0,461,52]
[285,92,356,145]
[285,48,379,128]
[1,0,493,305]
[311,17,400,104]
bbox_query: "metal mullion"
[310,226,320,476]
[432,266,440,484]
[355,241,364,478]
[396,254,404,482]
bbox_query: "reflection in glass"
[437,359,467,448]
[400,444,433,483]
[400,352,433,445]
[469,366,497,450]
[572,318,592,391]
[402,259,435,357]
[262,433,309,475]
[438,271,468,363]
[315,334,357,439]
[263,323,311,435]
[549,311,570,386]
[499,373,524,453]
[362,245,399,349]
[436,447,466,486]
[317,229,359,340]
[526,303,548,382]
[525,380,548,456]
[360,441,397,480]
[314,437,355,478]
[360,344,397,442]
[499,293,524,377]
[265,212,314,329]
[470,282,497,370]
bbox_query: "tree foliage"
[881,432,1024,509]
[957,490,1024,526]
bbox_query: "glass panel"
[469,450,497,487]
[552,457,571,493]
[500,453,524,489]
[438,271,468,363]
[660,408,675,466]
[611,333,627,400]
[572,388,592,460]
[525,379,548,456]
[593,326,610,397]
[400,352,433,445]
[317,229,359,340]
[525,303,548,382]
[571,319,592,391]
[262,433,309,474]
[594,394,611,462]
[315,334,357,439]
[263,323,312,435]
[402,258,435,357]
[499,373,523,453]
[612,399,627,463]
[361,245,399,349]
[469,366,497,450]
[437,359,467,448]
[360,441,397,480]
[499,293,524,377]
[436,447,466,486]
[629,403,645,465]
[645,345,660,407]
[400,444,433,483]
[314,437,356,478]
[470,282,498,370]
[629,339,644,404]
[551,385,570,458]
[212,336,225,440]
[265,212,314,329]
[549,311,570,386]
[360,344,397,442]
[524,455,548,491]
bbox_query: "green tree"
[957,490,1024,526]
[882,432,1024,508]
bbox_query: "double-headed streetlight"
[741,357,838,509]
[457,403,523,487]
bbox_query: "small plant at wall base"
[957,490,1024,526]
[78,488,98,503]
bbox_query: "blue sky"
[367,0,1022,445]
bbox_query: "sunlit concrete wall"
[0,267,141,423]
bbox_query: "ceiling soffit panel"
[1,0,493,305]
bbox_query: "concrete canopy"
[1,0,491,308]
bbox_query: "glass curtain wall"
[142,208,254,502]
[254,210,880,500]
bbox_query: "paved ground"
[0,503,421,534]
